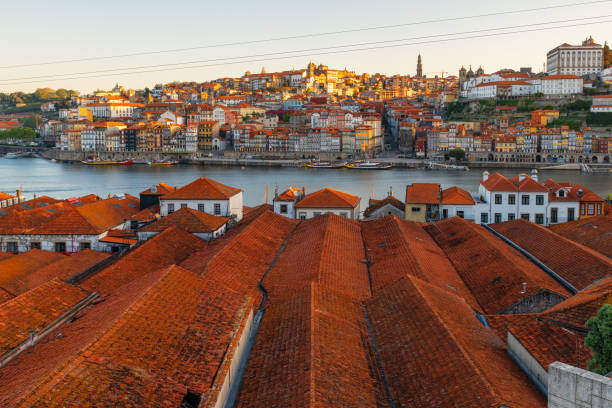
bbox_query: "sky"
[0,0,610,94]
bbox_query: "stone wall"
[548,362,612,408]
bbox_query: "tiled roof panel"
[405,183,440,204]
[364,195,405,216]
[139,207,228,233]
[492,219,612,290]
[295,188,360,209]
[0,250,66,301]
[549,215,612,257]
[441,186,475,205]
[160,177,241,200]
[424,217,569,313]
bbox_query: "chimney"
[302,186,306,197]
[530,169,538,182]
[521,282,527,294]
[518,173,526,182]
[577,189,584,198]
[482,170,489,181]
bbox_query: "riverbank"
[38,148,612,171]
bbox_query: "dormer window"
[558,190,565,198]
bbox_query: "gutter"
[482,224,578,294]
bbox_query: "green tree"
[0,127,37,140]
[20,115,40,129]
[282,113,290,123]
[585,304,612,375]
[448,148,466,161]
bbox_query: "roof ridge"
[409,277,505,405]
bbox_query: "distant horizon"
[1,0,610,93]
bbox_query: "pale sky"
[0,0,610,93]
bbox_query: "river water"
[1,158,610,209]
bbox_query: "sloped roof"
[492,219,612,290]
[0,192,15,201]
[362,216,481,311]
[0,250,66,300]
[424,217,569,314]
[160,177,241,200]
[441,186,474,205]
[79,227,208,295]
[549,215,612,257]
[0,250,109,297]
[263,213,371,302]
[139,182,176,196]
[139,207,228,233]
[508,174,548,192]
[366,277,545,407]
[236,283,386,407]
[363,195,405,217]
[405,183,440,204]
[480,172,518,191]
[295,188,360,209]
[0,279,89,356]
[274,186,303,202]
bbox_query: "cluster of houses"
[0,169,606,255]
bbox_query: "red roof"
[161,177,241,200]
[139,182,176,196]
[295,188,360,209]
[480,172,518,191]
[274,186,303,202]
[549,215,612,257]
[441,186,474,205]
[139,207,228,233]
[363,195,405,217]
[405,183,440,204]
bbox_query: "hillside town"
[1,36,610,165]
[0,174,610,407]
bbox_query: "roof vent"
[577,189,584,198]
[151,185,157,193]
[521,282,527,294]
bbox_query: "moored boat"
[304,161,344,169]
[346,161,392,170]
[148,160,178,166]
[82,159,134,165]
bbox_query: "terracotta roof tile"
[161,177,241,200]
[263,213,371,302]
[549,215,612,257]
[295,188,360,209]
[424,217,569,313]
[275,186,303,201]
[0,279,89,357]
[237,283,388,408]
[362,216,481,311]
[508,174,548,192]
[139,207,228,233]
[480,172,518,191]
[0,250,66,301]
[366,277,545,407]
[363,195,405,217]
[79,227,207,295]
[405,183,440,204]
[492,219,612,290]
[441,186,474,205]
[0,250,109,297]
[139,182,176,196]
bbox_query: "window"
[280,204,288,214]
[508,195,516,205]
[167,203,175,214]
[580,203,585,215]
[535,214,544,225]
[551,208,558,223]
[568,208,575,221]
[411,207,421,212]
[30,242,41,250]
[340,212,348,218]
[180,203,188,208]
[198,204,205,212]
[79,242,91,251]
[559,190,565,198]
[587,204,594,215]
[597,204,602,215]
[442,209,448,219]
[456,211,464,219]
[494,213,502,223]
[299,212,306,220]
[214,203,221,215]
[494,194,502,205]
[313,212,321,217]
[481,213,488,224]
[521,195,530,205]
[521,213,530,221]
[508,213,515,221]
[536,195,544,205]
[55,242,66,253]
[7,242,18,252]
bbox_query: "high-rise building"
[546,36,603,76]
[416,54,423,77]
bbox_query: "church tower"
[416,54,423,77]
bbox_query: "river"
[1,158,610,210]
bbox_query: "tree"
[282,113,290,123]
[20,115,40,129]
[585,304,612,375]
[448,148,466,161]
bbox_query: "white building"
[159,177,243,221]
[440,186,476,221]
[293,188,361,220]
[273,187,304,218]
[547,36,603,76]
[137,207,228,242]
[80,122,127,151]
[533,75,583,95]
[87,103,143,119]
[591,95,612,113]
[475,170,551,225]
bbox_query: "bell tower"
[416,54,423,77]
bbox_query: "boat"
[303,161,344,169]
[148,160,178,166]
[346,161,393,170]
[81,159,134,165]
[4,152,24,159]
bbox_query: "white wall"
[273,200,296,219]
[160,195,243,221]
[295,207,359,220]
[548,362,612,408]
